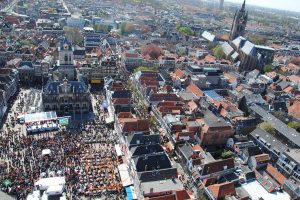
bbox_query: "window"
[64,55,68,62]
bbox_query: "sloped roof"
[222,42,234,56]
[208,182,236,199]
[241,41,256,56]
[186,83,204,98]
[289,100,300,121]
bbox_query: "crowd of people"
[0,91,126,199]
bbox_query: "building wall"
[201,126,234,146]
[43,93,91,114]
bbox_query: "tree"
[273,111,287,123]
[141,43,162,60]
[120,22,135,35]
[263,64,274,73]
[221,150,234,159]
[288,121,300,132]
[249,35,267,45]
[93,24,110,33]
[134,66,159,73]
[64,26,83,45]
[178,26,194,36]
[259,122,276,135]
[213,45,225,59]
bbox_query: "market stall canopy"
[42,149,51,156]
[2,179,12,187]
[118,164,133,187]
[25,111,57,124]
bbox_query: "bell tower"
[229,0,248,41]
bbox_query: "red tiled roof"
[188,101,198,112]
[175,131,195,142]
[283,86,294,93]
[149,93,181,102]
[266,164,287,185]
[289,75,300,85]
[208,182,236,200]
[112,98,131,105]
[289,100,300,121]
[202,158,235,176]
[174,68,186,79]
[121,119,149,133]
[203,55,217,62]
[224,73,237,84]
[254,154,270,164]
[186,83,204,98]
[124,52,139,58]
[117,112,134,119]
[145,189,192,200]
[202,177,216,187]
[157,101,177,107]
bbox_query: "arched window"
[64,55,68,63]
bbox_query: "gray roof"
[178,91,197,101]
[250,104,300,148]
[130,144,164,157]
[231,51,239,60]
[204,111,231,128]
[284,149,300,165]
[255,45,275,52]
[126,133,160,148]
[246,69,260,80]
[138,167,178,183]
[202,31,215,42]
[140,178,183,194]
[178,143,193,160]
[241,41,256,56]
[250,127,288,154]
[232,36,246,49]
[222,42,234,56]
[43,79,88,94]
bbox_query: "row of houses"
[103,81,195,200]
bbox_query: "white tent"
[34,177,66,190]
[118,164,133,187]
[42,149,51,156]
[46,185,64,195]
[115,144,123,157]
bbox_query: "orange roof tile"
[289,100,300,121]
[186,83,204,98]
[236,85,244,92]
[266,164,287,185]
[224,73,237,84]
[289,75,300,85]
[283,86,294,93]
[174,68,186,79]
[254,154,270,163]
[203,55,217,62]
[208,182,236,199]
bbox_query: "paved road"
[0,191,14,200]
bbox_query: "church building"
[229,0,248,41]
[42,37,92,115]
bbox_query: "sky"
[227,0,300,12]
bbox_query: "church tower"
[229,0,248,41]
[56,37,75,81]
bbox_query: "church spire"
[241,0,246,11]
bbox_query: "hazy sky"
[227,0,299,12]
